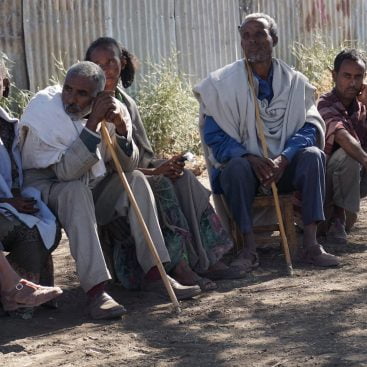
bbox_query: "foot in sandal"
[1,279,63,311]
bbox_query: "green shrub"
[0,52,33,118]
[0,55,68,118]
[135,55,200,157]
[0,84,33,119]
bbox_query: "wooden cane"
[244,59,294,276]
[100,121,181,312]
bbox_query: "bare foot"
[171,260,199,286]
[230,251,259,271]
[205,261,228,272]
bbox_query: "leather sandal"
[1,279,63,311]
[199,265,248,281]
[194,276,217,291]
[230,251,260,272]
[301,244,340,267]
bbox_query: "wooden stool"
[226,194,298,259]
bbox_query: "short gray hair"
[239,12,278,43]
[65,61,106,95]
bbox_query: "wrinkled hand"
[0,197,39,214]
[86,92,127,135]
[246,154,288,188]
[153,155,185,180]
[262,155,289,187]
[246,154,275,185]
[357,83,367,106]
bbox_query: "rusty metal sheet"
[242,0,367,67]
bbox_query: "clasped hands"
[246,154,289,188]
[86,91,127,136]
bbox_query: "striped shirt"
[317,89,367,156]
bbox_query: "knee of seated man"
[335,148,360,171]
[298,146,325,164]
[57,180,93,205]
[223,156,252,177]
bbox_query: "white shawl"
[193,58,326,230]
[194,58,325,169]
[0,107,57,249]
[19,85,126,182]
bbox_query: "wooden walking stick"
[244,59,294,276]
[100,121,181,312]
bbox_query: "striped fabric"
[317,89,367,156]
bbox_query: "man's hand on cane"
[246,154,289,188]
[245,154,275,185]
[86,92,127,136]
[263,155,289,187]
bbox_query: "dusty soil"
[1,172,366,367]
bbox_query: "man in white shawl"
[194,13,339,268]
[0,53,62,313]
[19,62,199,320]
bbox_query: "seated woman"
[85,37,246,290]
[0,251,62,311]
[0,54,61,312]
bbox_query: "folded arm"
[334,128,367,169]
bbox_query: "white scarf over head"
[19,85,107,181]
[194,58,325,168]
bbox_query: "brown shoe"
[88,292,127,320]
[345,211,358,233]
[327,219,347,244]
[142,275,201,300]
[302,244,340,267]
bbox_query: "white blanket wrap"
[194,58,325,169]
[19,85,127,182]
[0,107,57,249]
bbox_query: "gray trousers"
[219,147,326,234]
[25,170,170,292]
[326,148,367,214]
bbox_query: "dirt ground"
[1,172,367,367]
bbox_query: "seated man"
[194,12,339,268]
[318,49,367,243]
[19,62,199,320]
[0,53,60,315]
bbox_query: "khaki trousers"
[35,171,169,292]
[326,148,367,214]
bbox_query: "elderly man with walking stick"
[194,12,339,269]
[19,61,199,319]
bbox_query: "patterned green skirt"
[107,175,232,289]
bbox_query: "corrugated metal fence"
[2,0,241,92]
[244,0,367,67]
[1,0,367,92]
